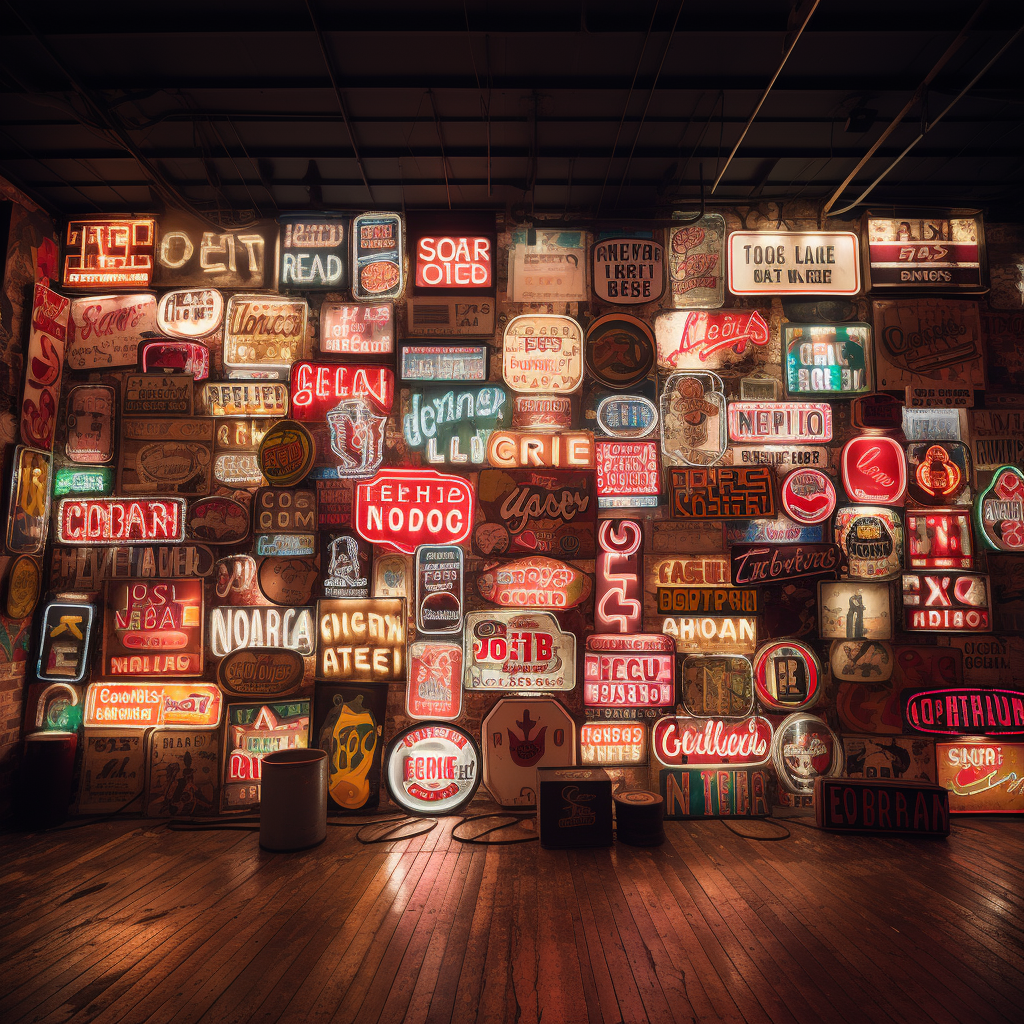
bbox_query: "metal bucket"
[259,748,328,851]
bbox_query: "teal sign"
[660,768,772,819]
[783,323,871,397]
[53,466,114,496]
[403,384,509,465]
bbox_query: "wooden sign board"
[669,466,775,520]
[117,418,213,496]
[936,740,1024,814]
[814,778,950,837]
[660,768,772,819]
[147,729,220,817]
[315,598,405,682]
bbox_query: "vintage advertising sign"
[313,686,387,813]
[595,440,660,508]
[903,407,965,442]
[902,572,991,633]
[253,487,315,535]
[257,419,315,487]
[315,598,405,682]
[121,373,193,416]
[487,430,594,470]
[212,554,264,606]
[77,731,146,814]
[502,315,583,394]
[669,466,775,520]
[865,211,986,292]
[259,556,318,606]
[209,606,316,658]
[841,436,907,505]
[649,556,731,590]
[55,497,186,546]
[681,654,753,718]
[156,288,223,339]
[118,418,213,496]
[65,385,115,465]
[659,616,757,654]
[905,511,974,570]
[321,303,393,356]
[140,340,210,381]
[63,218,155,289]
[507,232,586,302]
[655,309,771,372]
[49,543,215,591]
[200,382,289,418]
[351,212,405,300]
[36,602,94,684]
[217,648,304,698]
[660,371,727,467]
[7,447,52,555]
[843,734,936,782]
[320,533,368,600]
[661,767,771,819]
[473,469,595,558]
[583,633,675,708]
[834,506,903,580]
[970,409,1024,473]
[103,581,203,678]
[668,214,726,308]
[906,384,974,408]
[976,465,1024,552]
[657,586,758,616]
[580,722,646,766]
[903,688,1024,736]
[21,282,70,450]
[223,295,307,378]
[155,215,274,289]
[187,496,250,547]
[585,314,656,389]
[482,698,575,808]
[728,231,860,296]
[383,724,480,816]
[53,466,113,496]
[727,517,824,546]
[68,293,157,369]
[415,234,492,289]
[512,395,573,432]
[772,712,844,794]
[477,555,590,611]
[406,641,463,721]
[84,682,222,729]
[852,392,904,431]
[356,469,474,554]
[289,362,394,419]
[782,322,871,397]
[147,729,219,817]
[781,469,836,526]
[415,545,463,634]
[463,610,576,692]
[6,554,41,619]
[906,442,972,506]
[595,394,659,439]
[399,342,489,382]
[818,580,893,640]
[753,639,821,712]
[815,778,949,836]
[592,237,664,304]
[406,298,494,338]
[872,298,984,390]
[936,740,1024,814]
[727,402,832,444]
[596,519,643,633]
[653,716,773,767]
[279,214,346,290]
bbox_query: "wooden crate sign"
[815,778,950,836]
[660,768,771,819]
[670,467,775,519]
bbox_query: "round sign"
[258,557,318,605]
[258,419,316,487]
[975,465,1024,552]
[384,723,481,816]
[781,469,836,526]
[828,639,894,683]
[771,713,843,795]
[188,496,251,546]
[217,648,304,698]
[841,436,907,505]
[585,314,656,389]
[753,640,822,712]
[213,555,265,606]
[5,554,41,619]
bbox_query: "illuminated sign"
[650,556,730,587]
[315,598,405,682]
[906,442,971,506]
[6,554,41,619]
[783,322,872,396]
[279,214,346,289]
[902,572,991,632]
[976,466,1024,552]
[727,402,832,444]
[313,685,387,813]
[904,407,964,442]
[936,740,1024,814]
[818,580,892,640]
[223,295,308,378]
[905,511,974,570]
[502,315,583,394]
[512,395,572,431]
[472,469,594,558]
[655,309,770,371]
[841,436,907,505]
[669,466,775,519]
[416,235,491,288]
[843,734,935,781]
[681,654,753,717]
[415,545,463,634]
[156,288,223,339]
[103,581,204,677]
[487,430,594,470]
[7,447,51,555]
[596,519,643,633]
[852,392,903,431]
[55,497,185,546]
[772,713,843,794]
[592,237,664,304]
[580,723,646,766]
[660,371,727,466]
[65,386,115,465]
[668,214,726,308]
[140,340,210,380]
[258,419,316,487]
[289,362,394,419]
[660,616,757,653]
[383,724,480,816]
[256,533,314,558]
[356,468,474,554]
[68,293,157,369]
[223,700,310,810]
[727,517,823,545]
[753,640,821,712]
[661,768,771,819]
[53,467,113,496]
[122,373,193,416]
[49,544,214,594]
[833,506,903,580]
[584,313,655,388]
[37,602,94,684]
[402,384,507,467]
[406,641,463,721]
[209,606,315,657]
[583,634,674,708]
[815,778,949,836]
[657,587,758,615]
[727,231,860,295]
[781,469,836,525]
[596,440,660,508]
[321,533,369,599]
[903,688,1024,736]
[477,554,590,611]
[595,395,658,439]
[63,218,155,289]
[653,716,773,767]
[155,214,273,289]
[865,211,986,292]
[464,610,576,692]
[321,303,392,356]
[399,342,488,382]
[352,212,405,300]
[117,418,213,496]
[21,282,70,450]
[200,382,288,418]
[84,682,222,729]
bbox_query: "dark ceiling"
[1,0,1023,226]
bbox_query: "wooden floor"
[1,812,1022,1024]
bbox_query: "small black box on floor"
[537,767,613,849]
[614,790,666,847]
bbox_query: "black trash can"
[259,748,328,851]
[21,732,78,830]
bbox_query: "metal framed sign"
[85,683,223,730]
[209,606,316,658]
[580,722,647,766]
[904,407,965,442]
[975,465,1024,552]
[681,654,753,718]
[753,639,821,712]
[222,700,309,810]
[200,382,289,418]
[597,519,644,633]
[406,641,464,721]
[477,555,591,611]
[668,214,726,308]
[669,466,776,520]
[224,295,308,378]
[583,633,674,708]
[727,402,833,444]
[815,778,950,837]
[463,610,576,692]
[655,309,771,372]
[834,506,904,580]
[321,303,393,357]
[592,237,664,304]
[905,510,974,570]
[841,436,907,505]
[585,313,656,388]
[351,211,405,300]
[415,234,492,290]
[936,740,1024,814]
[21,282,70,450]
[728,231,860,296]
[322,532,369,599]
[818,580,893,640]
[660,371,727,466]
[906,442,972,506]
[55,497,186,546]
[487,430,594,470]
[653,716,773,767]
[903,688,1024,736]
[512,395,573,432]
[659,616,757,654]
[384,724,480,817]
[852,392,904,431]
[140,340,210,381]
[595,394,658,439]
[781,469,836,525]
[312,684,386,814]
[65,385,116,465]
[156,288,223,339]
[902,572,991,633]
[68,293,157,370]
[6,554,41,619]
[727,517,824,545]
[155,214,274,289]
[595,440,660,508]
[278,214,346,290]
[117,418,213,496]
[661,767,771,819]
[398,343,489,382]
[771,712,844,794]
[259,556,318,605]
[502,314,583,394]
[63,218,155,289]
[783,322,872,396]
[36,601,94,684]
[315,598,405,682]
[416,544,464,634]
[400,379,496,467]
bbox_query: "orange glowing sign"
[83,682,222,728]
[486,431,594,469]
[63,219,155,289]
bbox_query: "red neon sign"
[653,716,774,767]
[415,237,492,288]
[595,519,643,632]
[841,436,907,505]
[355,469,474,554]
[584,634,675,707]
[56,497,186,545]
[289,362,395,418]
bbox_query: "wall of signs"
[2,199,1023,822]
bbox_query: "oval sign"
[140,340,211,380]
[975,465,1024,552]
[258,419,316,487]
[476,555,592,610]
[137,442,211,486]
[6,554,41,619]
[652,716,773,767]
[188,496,251,546]
[771,713,843,794]
[595,395,658,439]
[829,639,894,683]
[157,288,224,339]
[585,313,656,388]
[781,469,836,526]
[217,648,304,698]
[753,640,822,711]
[258,557,319,605]
[384,723,481,816]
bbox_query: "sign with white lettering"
[209,606,316,657]
[902,572,991,633]
[583,634,674,708]
[315,598,405,682]
[351,212,405,300]
[155,214,274,288]
[783,322,872,396]
[653,716,773,767]
[278,214,346,290]
[156,288,223,339]
[728,231,860,296]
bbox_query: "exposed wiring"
[452,812,539,845]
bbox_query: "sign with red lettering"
[140,340,210,381]
[727,402,832,444]
[477,555,591,611]
[655,309,771,371]
[753,640,821,712]
[68,293,158,370]
[406,641,463,721]
[383,724,481,816]
[668,214,726,308]
[583,634,675,708]
[596,440,661,508]
[463,610,576,692]
[902,572,991,632]
[727,231,860,295]
[102,581,204,677]
[771,712,843,794]
[852,392,904,431]
[63,219,155,289]
[815,778,950,836]
[596,520,643,633]
[781,469,836,525]
[592,237,664,304]
[289,362,394,418]
[936,740,1024,813]
[841,436,907,505]
[21,282,70,451]
[356,469,474,554]
[653,716,773,767]
[56,498,186,546]
[84,682,222,728]
[351,212,405,300]
[905,511,974,570]
[502,315,583,394]
[903,688,1024,736]
[416,236,492,288]
[580,722,647,766]
[320,303,393,356]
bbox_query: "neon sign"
[657,586,758,616]
[321,303,392,356]
[753,640,821,712]
[56,497,186,546]
[22,282,70,451]
[63,218,155,289]
[936,740,1024,814]
[596,441,660,508]
[209,606,315,657]
[416,236,492,288]
[903,688,1024,736]
[596,519,643,633]
[976,466,1024,552]
[783,322,871,396]
[84,682,222,728]
[463,610,576,692]
[653,716,773,767]
[502,315,583,394]
[487,430,594,470]
[406,641,463,721]
[316,598,405,682]
[278,214,346,289]
[661,768,771,819]
[289,362,394,418]
[37,601,94,684]
[223,701,310,809]
[660,616,757,653]
[583,634,675,707]
[781,469,836,525]
[155,214,272,288]
[156,288,223,339]
[383,724,480,816]
[351,212,404,300]
[902,572,991,632]
[727,402,832,444]
[815,778,950,836]
[580,723,647,766]
[905,511,974,570]
[655,309,770,371]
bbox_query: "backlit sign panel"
[783,323,872,396]
[289,362,394,418]
[68,293,157,370]
[905,511,974,570]
[833,506,903,580]
[223,700,309,810]
[727,402,833,444]
[416,545,464,634]
[155,215,273,288]
[903,688,1024,736]
[463,610,576,692]
[936,740,1024,813]
[404,384,509,466]
[399,343,488,382]
[487,430,594,470]
[583,634,675,708]
[37,601,94,684]
[975,465,1024,552]
[223,295,308,378]
[156,288,223,339]
[661,767,771,818]
[580,723,646,766]
[209,606,316,657]
[55,498,186,546]
[351,212,404,300]
[278,214,346,290]
[406,641,463,721]
[140,340,210,381]
[63,218,155,289]
[383,724,480,816]
[321,303,393,356]
[656,587,758,616]
[818,580,893,640]
[841,437,907,505]
[906,442,972,506]
[315,598,405,682]
[477,555,590,611]
[902,572,991,632]
[727,231,860,296]
[84,683,222,729]
[21,282,70,451]
[653,716,773,767]
[596,519,643,633]
[416,235,492,288]
[659,616,757,654]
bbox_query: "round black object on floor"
[614,790,665,847]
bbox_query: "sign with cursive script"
[653,716,773,767]
[655,309,772,371]
[68,294,157,369]
[731,543,841,586]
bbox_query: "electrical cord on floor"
[35,792,147,832]
[451,812,538,845]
